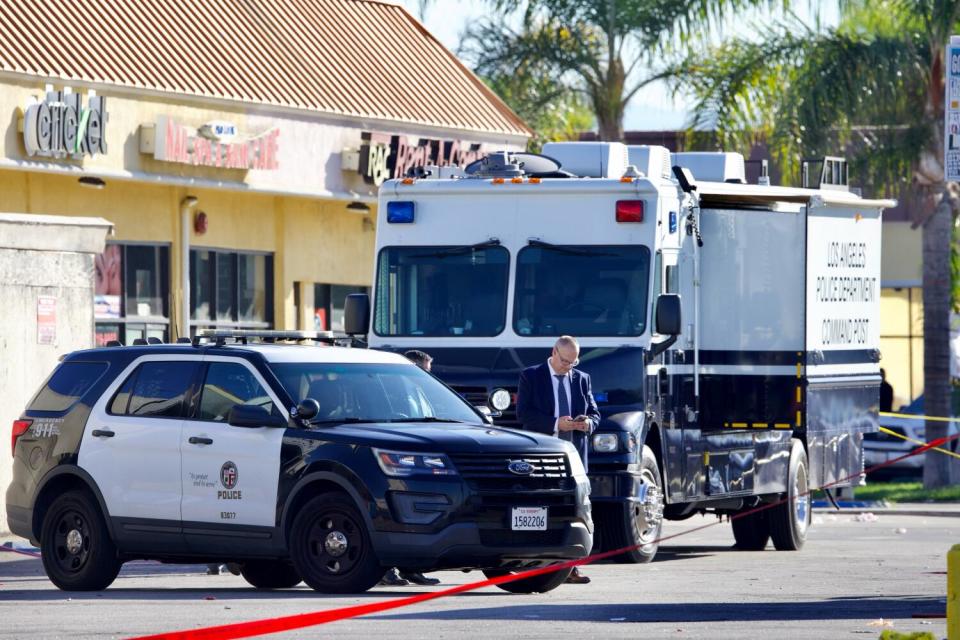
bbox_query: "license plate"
[511,506,547,531]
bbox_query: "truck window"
[514,245,650,337]
[373,246,510,337]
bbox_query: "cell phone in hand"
[572,415,588,422]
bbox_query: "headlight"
[592,433,619,453]
[373,449,458,477]
[489,388,511,412]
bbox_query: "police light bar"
[616,200,643,223]
[387,201,415,223]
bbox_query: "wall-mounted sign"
[198,120,239,143]
[22,89,108,159]
[140,116,279,171]
[357,132,489,186]
[37,295,57,345]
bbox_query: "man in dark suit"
[516,335,600,584]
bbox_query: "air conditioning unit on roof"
[672,152,746,183]
[540,142,628,178]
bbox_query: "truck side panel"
[804,201,882,488]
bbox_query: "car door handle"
[91,429,115,438]
[188,436,214,445]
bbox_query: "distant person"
[378,350,441,588]
[880,368,893,413]
[516,335,599,585]
[404,349,433,372]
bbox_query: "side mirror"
[655,294,681,336]
[295,398,320,421]
[343,293,370,336]
[227,404,287,429]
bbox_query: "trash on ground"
[854,512,879,523]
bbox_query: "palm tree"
[461,0,775,141]
[675,0,960,487]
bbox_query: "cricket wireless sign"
[22,90,108,159]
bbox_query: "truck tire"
[40,490,122,591]
[289,492,382,593]
[597,445,664,563]
[240,560,302,589]
[482,566,572,593]
[730,507,770,550]
[769,439,810,551]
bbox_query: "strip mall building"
[0,0,529,534]
[0,0,529,344]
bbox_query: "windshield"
[374,245,509,336]
[270,362,483,424]
[514,244,651,337]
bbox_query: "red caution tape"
[0,545,41,559]
[130,429,960,640]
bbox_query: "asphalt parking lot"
[0,512,953,640]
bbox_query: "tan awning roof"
[0,0,531,138]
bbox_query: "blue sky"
[397,0,838,132]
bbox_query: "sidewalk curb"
[813,507,960,518]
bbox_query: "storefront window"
[94,243,170,346]
[191,249,273,331]
[315,284,369,332]
[125,245,167,317]
[239,254,267,321]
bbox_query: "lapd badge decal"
[218,462,241,500]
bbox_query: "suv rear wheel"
[240,560,302,589]
[482,565,572,593]
[41,490,122,591]
[289,492,382,593]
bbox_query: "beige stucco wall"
[0,214,112,535]
[881,221,922,285]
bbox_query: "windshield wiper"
[411,238,501,259]
[382,417,465,423]
[527,239,615,257]
[309,417,376,425]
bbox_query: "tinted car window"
[120,361,199,418]
[198,362,282,421]
[29,362,108,412]
[271,362,481,424]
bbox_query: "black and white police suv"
[7,330,592,593]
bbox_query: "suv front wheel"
[40,490,122,591]
[289,491,382,593]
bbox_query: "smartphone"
[572,415,588,422]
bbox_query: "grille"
[452,385,521,429]
[451,453,572,492]
[479,529,566,547]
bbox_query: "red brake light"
[11,419,32,457]
[616,200,644,223]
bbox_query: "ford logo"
[507,460,534,476]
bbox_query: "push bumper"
[371,520,593,570]
[589,468,645,503]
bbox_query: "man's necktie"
[555,374,572,441]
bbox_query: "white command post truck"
[342,142,894,562]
